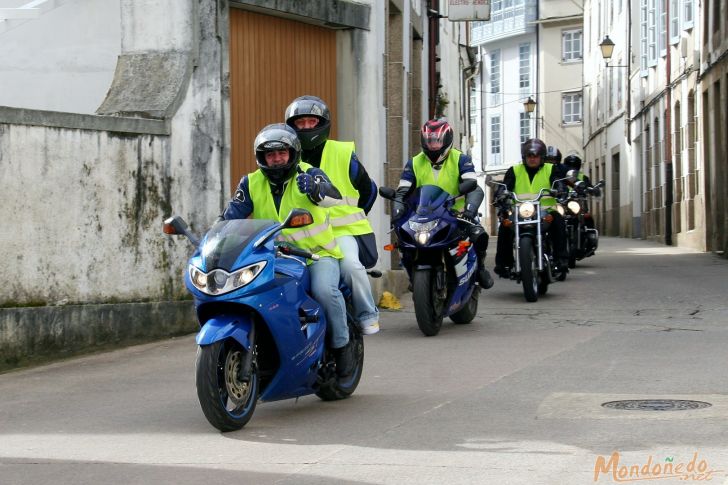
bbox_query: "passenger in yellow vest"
[493,138,569,277]
[285,95,380,336]
[392,119,494,289]
[220,124,356,377]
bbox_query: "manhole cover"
[601,399,712,411]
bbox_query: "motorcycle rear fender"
[196,314,253,349]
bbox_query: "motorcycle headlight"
[415,231,431,245]
[409,220,438,233]
[518,202,536,219]
[555,204,565,216]
[567,200,581,215]
[188,261,267,295]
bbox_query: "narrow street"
[1,237,727,485]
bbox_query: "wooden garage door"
[229,8,337,193]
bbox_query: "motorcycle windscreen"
[198,219,276,271]
[414,185,451,217]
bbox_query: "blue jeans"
[309,256,349,349]
[336,235,379,327]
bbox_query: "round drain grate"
[602,399,712,411]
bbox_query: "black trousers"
[495,212,567,268]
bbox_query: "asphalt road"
[1,237,728,485]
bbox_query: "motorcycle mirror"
[379,186,396,200]
[598,179,606,187]
[459,179,477,195]
[566,169,577,182]
[163,215,188,235]
[283,209,314,228]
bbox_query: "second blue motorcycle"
[379,180,481,336]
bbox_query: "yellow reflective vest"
[513,163,556,208]
[319,140,374,237]
[412,148,466,211]
[247,162,342,260]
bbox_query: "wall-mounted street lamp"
[523,97,543,134]
[599,36,629,68]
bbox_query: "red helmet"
[420,119,453,168]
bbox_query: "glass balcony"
[470,2,537,45]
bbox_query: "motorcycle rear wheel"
[196,339,259,432]
[413,269,445,336]
[317,320,364,401]
[450,286,480,324]
[519,238,539,302]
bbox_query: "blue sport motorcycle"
[379,180,481,336]
[163,209,366,432]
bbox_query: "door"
[229,8,337,193]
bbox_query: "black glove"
[460,210,477,223]
[392,200,407,222]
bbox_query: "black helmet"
[284,95,331,150]
[563,154,583,171]
[421,118,454,168]
[254,123,301,185]
[545,145,562,163]
[521,138,547,161]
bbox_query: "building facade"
[0,0,472,368]
[470,0,538,230]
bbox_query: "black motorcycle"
[558,178,605,268]
[488,174,571,302]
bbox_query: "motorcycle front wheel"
[519,238,539,302]
[450,286,480,324]
[196,339,258,432]
[413,269,445,336]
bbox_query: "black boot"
[332,341,356,378]
[477,260,494,289]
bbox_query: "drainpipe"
[427,0,441,119]
[664,0,673,245]
[626,0,632,146]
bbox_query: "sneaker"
[360,321,380,335]
[332,341,356,378]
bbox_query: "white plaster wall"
[0,0,121,114]
[336,0,389,270]
[0,0,225,305]
[120,0,193,53]
[540,19,583,157]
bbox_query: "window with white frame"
[563,92,582,124]
[490,49,501,93]
[490,116,501,155]
[648,0,657,66]
[519,43,530,90]
[670,0,680,44]
[659,0,667,56]
[519,113,531,143]
[683,0,693,29]
[488,49,501,106]
[640,0,648,74]
[562,29,582,61]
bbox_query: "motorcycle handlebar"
[278,245,320,261]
